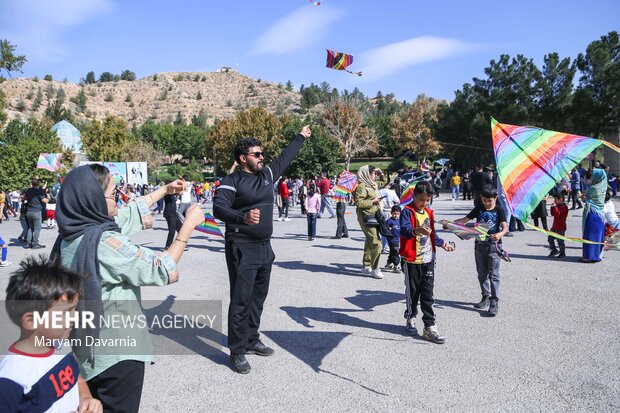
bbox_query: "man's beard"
[247,161,264,174]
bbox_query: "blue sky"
[1,0,618,101]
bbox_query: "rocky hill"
[0,70,302,126]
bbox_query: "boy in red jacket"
[400,182,454,344]
[548,192,569,259]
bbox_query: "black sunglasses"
[245,151,265,158]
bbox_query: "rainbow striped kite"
[195,213,223,237]
[492,117,620,221]
[333,171,358,202]
[326,49,362,77]
[440,220,491,241]
[36,153,63,172]
[399,182,418,207]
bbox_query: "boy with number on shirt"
[400,182,455,343]
[0,256,102,413]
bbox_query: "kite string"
[524,222,607,245]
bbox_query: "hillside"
[0,70,302,126]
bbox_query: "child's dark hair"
[308,183,317,198]
[413,181,434,196]
[5,255,83,326]
[391,205,401,213]
[554,191,566,201]
[234,137,262,163]
[481,184,498,198]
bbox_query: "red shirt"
[317,177,331,195]
[279,181,290,198]
[550,204,568,232]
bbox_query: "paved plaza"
[0,196,618,412]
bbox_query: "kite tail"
[345,70,362,77]
[523,222,607,245]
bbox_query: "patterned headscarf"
[583,168,607,226]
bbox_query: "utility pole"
[213,147,217,179]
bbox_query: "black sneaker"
[474,296,489,309]
[342,234,349,238]
[230,354,251,374]
[488,301,498,316]
[330,236,341,239]
[548,250,559,257]
[246,340,275,357]
[31,244,46,249]
[556,253,566,260]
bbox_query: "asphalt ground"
[0,195,618,412]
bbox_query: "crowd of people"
[0,128,618,411]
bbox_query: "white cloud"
[253,6,345,55]
[0,0,114,62]
[357,36,481,82]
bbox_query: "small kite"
[36,153,63,172]
[419,160,430,172]
[399,182,418,207]
[308,0,321,5]
[440,220,491,241]
[326,49,362,77]
[333,171,358,202]
[195,213,223,237]
[492,117,620,222]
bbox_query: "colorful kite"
[195,213,223,237]
[36,153,63,172]
[419,160,430,172]
[333,171,358,202]
[399,182,418,207]
[492,117,620,222]
[440,220,491,241]
[326,49,362,77]
[308,0,321,5]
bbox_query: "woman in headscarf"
[52,164,205,412]
[581,168,607,263]
[355,165,385,279]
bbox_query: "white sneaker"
[277,217,283,221]
[370,269,384,279]
[383,263,394,271]
[284,218,291,222]
[361,266,372,275]
[0,261,11,267]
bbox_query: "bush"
[386,157,407,173]
[104,92,114,102]
[44,74,53,81]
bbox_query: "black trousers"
[335,202,348,237]
[570,189,583,208]
[225,239,275,355]
[548,230,566,254]
[164,213,183,248]
[87,360,145,413]
[387,241,400,266]
[533,217,548,230]
[402,260,436,327]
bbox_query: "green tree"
[0,39,27,79]
[120,70,136,81]
[572,31,619,137]
[70,88,88,113]
[0,119,72,189]
[99,72,114,82]
[535,53,576,130]
[196,91,202,100]
[279,115,340,178]
[43,74,53,81]
[45,91,73,123]
[31,87,43,111]
[85,71,96,84]
[82,116,132,161]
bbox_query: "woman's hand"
[166,179,187,195]
[184,205,206,228]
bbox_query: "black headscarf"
[50,165,121,366]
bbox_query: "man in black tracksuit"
[213,125,311,374]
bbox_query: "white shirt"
[604,201,620,230]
